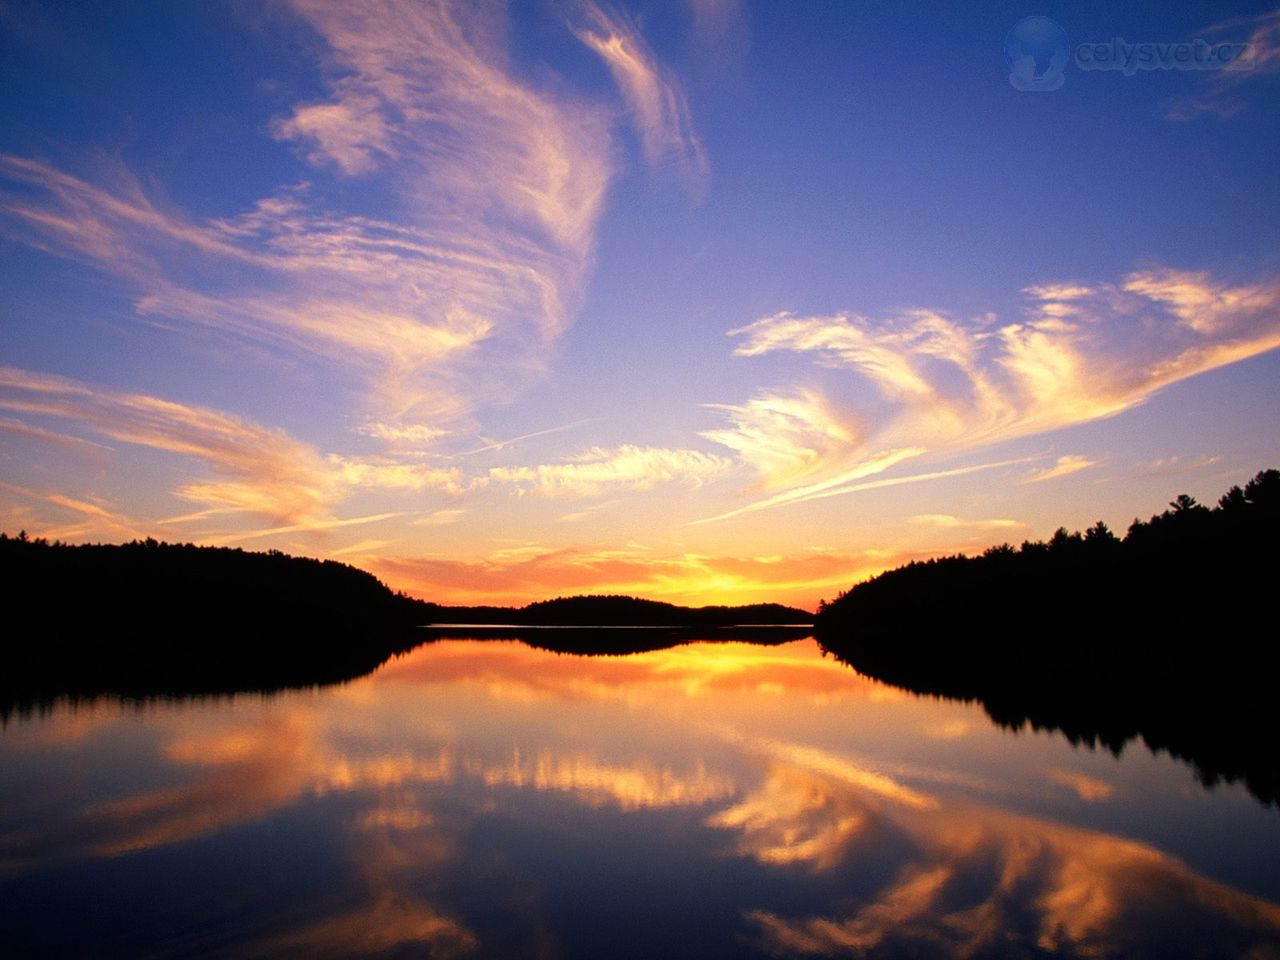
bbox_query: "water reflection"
[469,750,734,810]
[1,639,1277,958]
[725,759,1280,957]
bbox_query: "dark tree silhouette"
[1,538,812,715]
[815,469,1280,806]
[0,536,431,718]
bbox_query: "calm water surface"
[2,637,1278,958]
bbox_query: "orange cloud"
[1022,454,1099,484]
[0,0,618,437]
[709,764,873,871]
[909,514,1025,530]
[1046,769,1115,803]
[487,444,730,498]
[720,742,1280,958]
[248,891,475,959]
[701,389,863,491]
[468,749,734,811]
[366,543,921,608]
[0,366,336,525]
[707,267,1280,518]
[0,712,321,868]
[0,481,149,543]
[2,366,734,543]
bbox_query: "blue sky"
[2,0,1278,607]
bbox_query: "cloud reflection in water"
[1,639,1277,958]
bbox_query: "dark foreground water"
[2,638,1278,959]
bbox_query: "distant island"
[814,469,1280,806]
[422,594,810,627]
[419,594,813,655]
[0,534,810,715]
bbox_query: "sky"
[1,0,1278,610]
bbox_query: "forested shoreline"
[0,535,810,714]
[814,469,1280,804]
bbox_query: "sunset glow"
[2,2,1278,608]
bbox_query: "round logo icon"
[1005,17,1070,91]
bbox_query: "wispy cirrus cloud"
[331,458,470,496]
[732,268,1280,444]
[704,267,1280,519]
[0,482,149,543]
[0,364,490,545]
[0,366,337,524]
[909,514,1025,530]
[454,418,602,457]
[281,0,612,258]
[270,90,396,175]
[200,512,418,547]
[1129,454,1225,480]
[0,0,712,455]
[411,508,467,528]
[0,0,728,548]
[0,416,111,456]
[0,0,625,438]
[692,455,1034,525]
[487,444,730,498]
[571,0,708,187]
[700,389,862,491]
[1164,8,1280,120]
[1022,455,1099,484]
[0,366,737,544]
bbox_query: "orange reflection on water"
[713,741,1280,958]
[467,750,734,811]
[377,637,891,706]
[1,638,1277,959]
[741,794,1280,958]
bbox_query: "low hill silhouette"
[814,469,1280,805]
[1,536,811,714]
[423,594,811,627]
[418,594,813,655]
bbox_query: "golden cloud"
[706,267,1280,518]
[487,444,730,498]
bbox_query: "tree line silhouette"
[0,535,427,718]
[814,469,1280,805]
[12,468,1275,806]
[0,538,811,716]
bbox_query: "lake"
[2,637,1278,958]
